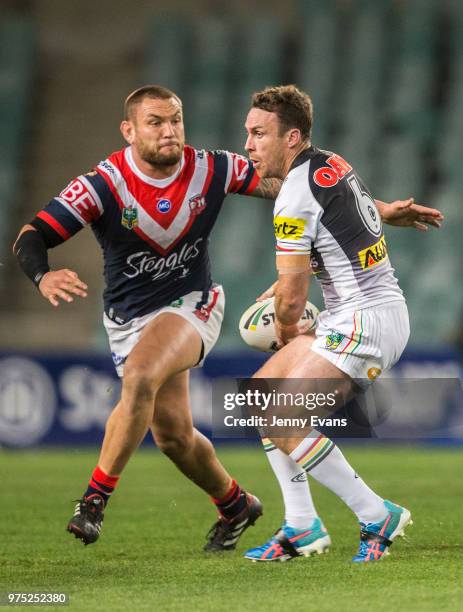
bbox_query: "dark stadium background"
[0,0,461,446]
[0,2,462,610]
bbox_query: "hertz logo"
[358,235,388,270]
[274,216,306,240]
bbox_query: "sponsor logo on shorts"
[274,216,306,241]
[121,205,138,230]
[111,352,126,367]
[194,288,220,323]
[108,308,126,324]
[367,367,382,381]
[358,235,388,270]
[157,198,172,213]
[325,331,345,351]
[194,307,210,322]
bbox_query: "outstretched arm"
[13,224,88,307]
[376,198,443,231]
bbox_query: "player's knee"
[154,430,194,458]
[122,364,159,408]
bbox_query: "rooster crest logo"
[189,194,207,217]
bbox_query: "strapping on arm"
[276,252,310,274]
[13,216,66,287]
[13,228,50,287]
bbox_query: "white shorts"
[103,285,225,377]
[311,300,409,388]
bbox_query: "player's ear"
[287,128,302,149]
[120,120,135,144]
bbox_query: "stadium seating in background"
[211,13,287,347]
[187,15,232,149]
[374,136,425,204]
[297,0,338,147]
[388,0,437,145]
[439,3,463,189]
[143,15,192,104]
[334,1,389,187]
[142,1,462,349]
[0,14,36,271]
[407,184,461,342]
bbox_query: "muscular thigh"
[255,333,349,378]
[123,312,202,386]
[254,334,353,409]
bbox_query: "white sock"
[289,431,387,524]
[262,437,318,529]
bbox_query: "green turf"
[0,446,462,611]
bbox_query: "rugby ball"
[239,297,319,353]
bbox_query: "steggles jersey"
[274,147,404,313]
[35,145,259,322]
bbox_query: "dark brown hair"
[124,85,182,120]
[251,85,313,141]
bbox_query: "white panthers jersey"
[274,147,404,313]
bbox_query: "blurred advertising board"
[0,350,461,447]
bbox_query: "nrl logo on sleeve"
[358,235,388,270]
[274,216,306,240]
[121,205,138,230]
[325,331,345,351]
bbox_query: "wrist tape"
[14,230,50,287]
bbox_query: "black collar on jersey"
[289,145,315,172]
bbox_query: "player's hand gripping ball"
[239,297,319,352]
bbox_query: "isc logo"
[313,154,352,188]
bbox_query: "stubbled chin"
[142,151,182,166]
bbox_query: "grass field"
[1,445,462,611]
